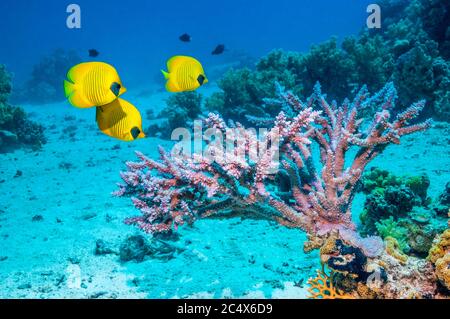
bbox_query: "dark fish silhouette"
[179,33,191,42]
[88,49,99,57]
[212,44,225,55]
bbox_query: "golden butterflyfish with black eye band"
[63,62,126,108]
[96,98,145,141]
[161,55,208,92]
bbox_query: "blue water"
[1,0,372,86]
[0,0,448,299]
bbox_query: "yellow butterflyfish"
[96,98,145,141]
[64,62,126,108]
[161,56,208,92]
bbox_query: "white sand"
[0,86,448,298]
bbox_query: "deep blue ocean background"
[1,0,373,88]
[1,0,448,299]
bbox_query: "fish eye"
[110,82,121,96]
[197,75,206,85]
[131,127,141,139]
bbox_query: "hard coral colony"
[0,65,46,152]
[115,81,444,298]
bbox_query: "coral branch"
[116,82,431,251]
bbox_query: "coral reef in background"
[207,49,258,82]
[434,182,450,216]
[146,91,202,139]
[359,168,448,256]
[205,0,450,122]
[147,0,448,140]
[0,65,12,104]
[205,68,268,125]
[13,49,81,104]
[0,65,46,152]
[116,81,442,298]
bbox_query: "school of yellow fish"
[63,56,207,141]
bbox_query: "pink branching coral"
[115,82,431,250]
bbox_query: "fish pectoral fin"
[165,80,180,92]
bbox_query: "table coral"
[117,81,430,246]
[116,81,440,297]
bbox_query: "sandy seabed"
[0,86,448,299]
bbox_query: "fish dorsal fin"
[167,56,189,72]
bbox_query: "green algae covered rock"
[359,167,448,256]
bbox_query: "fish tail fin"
[161,70,170,80]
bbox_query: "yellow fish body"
[96,98,145,141]
[64,62,126,108]
[161,56,208,92]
